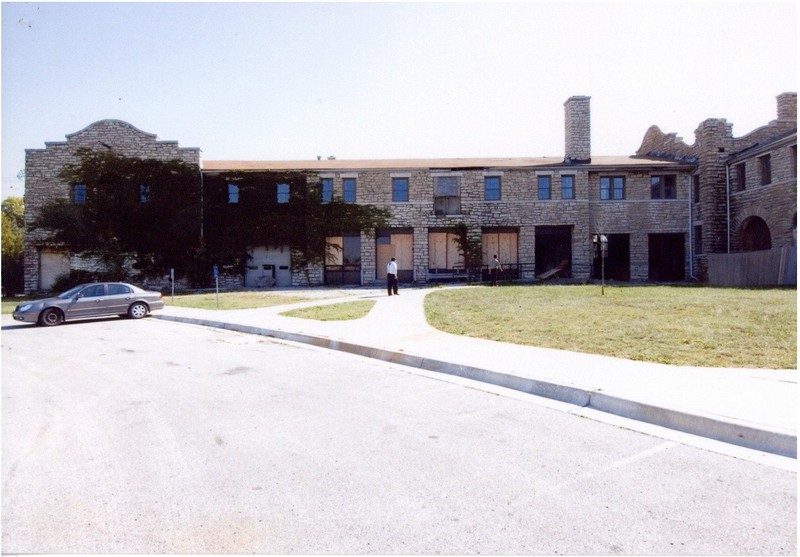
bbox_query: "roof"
[202,155,693,172]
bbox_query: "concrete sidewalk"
[155,285,797,459]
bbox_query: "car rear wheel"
[39,308,64,327]
[128,302,148,319]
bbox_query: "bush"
[49,270,126,293]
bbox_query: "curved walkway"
[155,285,797,459]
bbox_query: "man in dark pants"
[387,257,399,295]
[490,254,503,286]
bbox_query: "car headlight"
[17,304,33,312]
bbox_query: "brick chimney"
[776,92,797,122]
[564,96,591,164]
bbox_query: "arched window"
[741,216,772,252]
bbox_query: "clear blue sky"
[2,1,797,200]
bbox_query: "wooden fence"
[707,247,797,286]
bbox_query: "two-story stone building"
[21,94,796,293]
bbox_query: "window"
[735,163,746,192]
[343,178,356,203]
[392,177,409,202]
[227,183,239,204]
[759,154,771,185]
[693,225,703,255]
[72,183,87,204]
[107,283,133,295]
[321,178,333,203]
[537,176,551,200]
[434,175,461,215]
[650,175,676,199]
[81,284,106,297]
[277,183,290,203]
[693,175,700,203]
[484,176,501,201]
[139,184,150,203]
[600,176,625,200]
[561,175,574,199]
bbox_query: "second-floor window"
[392,177,409,202]
[650,175,676,199]
[484,176,501,201]
[343,178,357,203]
[561,175,574,199]
[434,175,461,215]
[735,163,746,192]
[227,183,239,204]
[139,184,150,203]
[759,154,772,185]
[321,178,333,203]
[600,176,625,200]
[72,183,87,204]
[537,176,551,200]
[277,183,290,203]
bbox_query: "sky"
[1,1,797,200]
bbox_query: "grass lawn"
[281,300,376,321]
[165,291,314,311]
[1,297,25,315]
[424,285,797,369]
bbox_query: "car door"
[66,283,108,319]
[106,283,134,315]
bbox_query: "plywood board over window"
[482,231,519,265]
[39,249,70,291]
[428,231,463,269]
[377,231,413,281]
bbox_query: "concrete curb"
[155,314,797,459]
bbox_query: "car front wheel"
[127,302,149,319]
[39,308,64,327]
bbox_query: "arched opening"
[741,216,772,252]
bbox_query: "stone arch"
[740,216,772,252]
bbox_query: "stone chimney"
[776,92,797,122]
[564,96,591,164]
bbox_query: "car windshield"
[56,285,88,299]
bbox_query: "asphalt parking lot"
[2,316,796,554]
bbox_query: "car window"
[81,284,106,297]
[107,284,132,295]
[58,285,86,299]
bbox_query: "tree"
[202,172,391,278]
[31,151,391,287]
[32,148,203,281]
[1,196,25,295]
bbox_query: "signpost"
[213,265,219,308]
[593,234,608,295]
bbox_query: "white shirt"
[387,260,398,275]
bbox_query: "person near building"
[490,255,503,286]
[387,257,399,296]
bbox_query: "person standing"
[490,254,503,286]
[387,257,399,295]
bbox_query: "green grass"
[424,285,797,369]
[167,291,314,310]
[281,300,376,321]
[2,297,25,315]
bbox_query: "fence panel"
[707,247,796,286]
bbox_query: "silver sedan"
[12,282,165,326]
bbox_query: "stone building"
[21,94,796,293]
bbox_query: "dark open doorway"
[648,233,685,282]
[592,234,630,281]
[535,226,572,278]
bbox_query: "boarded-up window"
[434,176,461,215]
[482,231,518,265]
[428,231,463,269]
